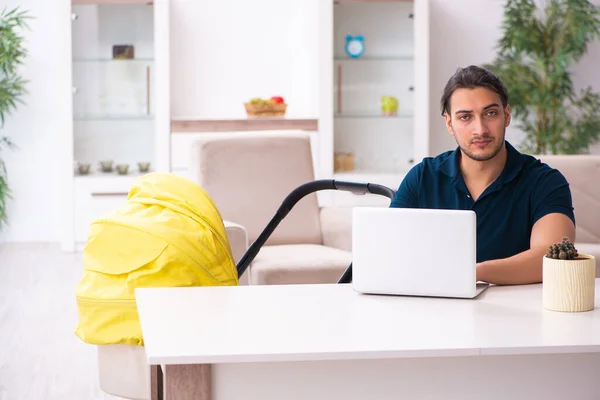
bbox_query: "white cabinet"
[73,176,133,244]
[62,0,429,250]
[64,0,171,251]
[318,0,430,207]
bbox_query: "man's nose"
[473,117,489,135]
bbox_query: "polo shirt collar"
[501,141,523,184]
[439,146,460,179]
[440,140,523,184]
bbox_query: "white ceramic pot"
[542,254,596,312]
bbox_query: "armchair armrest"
[319,207,353,252]
[224,220,249,274]
[576,243,600,277]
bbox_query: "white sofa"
[537,155,600,276]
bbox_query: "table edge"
[145,344,600,365]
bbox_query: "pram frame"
[235,179,396,284]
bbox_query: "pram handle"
[235,179,396,281]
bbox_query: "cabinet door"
[413,0,430,163]
[71,3,157,172]
[73,177,133,243]
[327,0,419,207]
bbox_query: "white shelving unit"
[61,0,428,250]
[64,0,170,251]
[166,0,322,185]
[318,0,430,206]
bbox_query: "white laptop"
[352,207,489,299]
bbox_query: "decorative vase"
[542,254,596,312]
[77,163,91,175]
[116,164,129,175]
[100,160,114,173]
[138,162,151,173]
[334,152,354,172]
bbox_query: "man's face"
[444,87,511,162]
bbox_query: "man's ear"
[504,104,511,127]
[444,113,454,136]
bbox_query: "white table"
[136,280,600,400]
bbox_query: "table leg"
[163,364,211,400]
[150,365,163,400]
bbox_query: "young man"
[390,65,575,285]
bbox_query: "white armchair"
[190,133,355,285]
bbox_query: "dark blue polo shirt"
[390,141,575,263]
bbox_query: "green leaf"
[484,0,600,154]
[0,156,9,229]
[0,6,32,229]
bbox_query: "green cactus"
[546,237,579,260]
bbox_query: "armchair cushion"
[248,244,352,285]
[192,134,323,246]
[319,206,354,252]
[536,155,600,244]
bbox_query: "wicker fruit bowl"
[244,96,287,117]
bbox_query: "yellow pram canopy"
[74,172,238,346]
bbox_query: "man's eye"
[459,115,470,121]
[487,110,498,116]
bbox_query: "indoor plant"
[484,0,600,155]
[543,237,596,312]
[0,7,31,229]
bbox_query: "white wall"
[428,0,600,157]
[168,0,324,196]
[0,0,72,242]
[169,0,319,119]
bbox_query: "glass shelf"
[74,114,154,121]
[335,113,413,119]
[73,58,154,63]
[334,56,413,61]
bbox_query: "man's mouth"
[472,139,492,148]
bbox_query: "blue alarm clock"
[345,35,364,58]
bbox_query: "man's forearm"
[476,247,547,285]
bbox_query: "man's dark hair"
[440,65,508,116]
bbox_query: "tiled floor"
[0,243,123,400]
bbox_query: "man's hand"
[476,213,575,285]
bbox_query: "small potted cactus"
[543,237,596,312]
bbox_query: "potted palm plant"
[0,7,31,230]
[543,237,596,312]
[484,0,600,155]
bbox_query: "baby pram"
[235,179,396,284]
[74,174,395,350]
